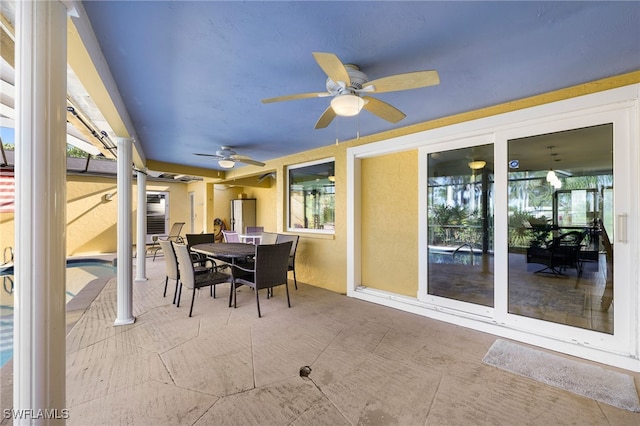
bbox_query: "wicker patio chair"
[173,242,232,317]
[231,241,292,317]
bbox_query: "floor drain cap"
[299,366,312,377]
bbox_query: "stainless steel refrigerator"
[230,198,256,233]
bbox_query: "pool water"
[0,260,116,368]
[429,250,482,265]
[65,262,116,301]
[0,317,11,367]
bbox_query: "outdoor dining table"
[191,242,256,307]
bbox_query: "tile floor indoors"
[1,255,639,425]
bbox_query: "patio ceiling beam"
[146,159,227,180]
[66,100,117,158]
[0,15,15,68]
[0,7,117,161]
[67,2,146,168]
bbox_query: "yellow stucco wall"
[217,152,347,294]
[3,72,637,296]
[250,185,277,232]
[67,177,190,255]
[222,73,639,296]
[208,183,278,233]
[66,176,119,254]
[210,73,640,295]
[212,185,243,231]
[185,180,213,234]
[361,151,419,297]
[0,175,193,257]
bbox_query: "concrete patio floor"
[2,256,640,425]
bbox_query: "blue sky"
[0,127,14,144]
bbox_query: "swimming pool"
[0,259,116,368]
[429,245,478,264]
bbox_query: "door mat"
[482,339,640,412]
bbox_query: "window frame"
[145,191,169,243]
[286,157,336,234]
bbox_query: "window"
[288,159,335,232]
[146,191,169,243]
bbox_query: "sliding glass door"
[426,143,494,311]
[423,108,633,355]
[506,124,614,333]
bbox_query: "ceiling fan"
[261,52,440,129]
[194,146,265,169]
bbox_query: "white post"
[114,138,135,325]
[135,168,147,281]
[14,0,67,423]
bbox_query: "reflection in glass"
[288,160,335,231]
[507,124,613,334]
[427,145,494,307]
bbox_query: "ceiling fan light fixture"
[331,94,364,117]
[468,160,486,170]
[218,159,235,169]
[546,169,557,182]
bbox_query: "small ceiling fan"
[194,146,265,169]
[262,52,440,129]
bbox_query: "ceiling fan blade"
[233,156,265,167]
[314,106,337,129]
[362,70,440,94]
[194,153,221,158]
[312,52,350,85]
[261,92,331,104]
[362,96,406,123]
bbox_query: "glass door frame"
[416,101,637,362]
[348,84,639,370]
[418,134,495,319]
[493,107,636,356]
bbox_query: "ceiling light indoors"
[218,159,235,169]
[468,160,486,170]
[331,94,364,117]
[545,145,562,187]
